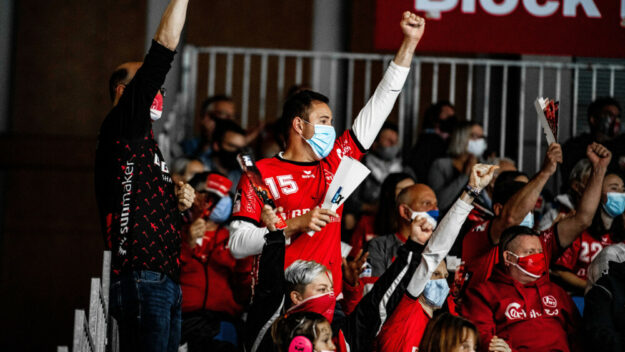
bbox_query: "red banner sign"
[375,0,625,58]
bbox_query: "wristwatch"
[464,184,481,198]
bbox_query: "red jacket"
[375,295,430,352]
[180,226,253,317]
[462,267,581,352]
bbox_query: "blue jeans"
[110,270,182,352]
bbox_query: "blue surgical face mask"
[603,192,625,217]
[410,209,440,229]
[301,119,336,159]
[422,278,450,309]
[209,196,233,224]
[520,212,534,228]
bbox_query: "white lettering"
[523,0,558,17]
[119,160,134,243]
[504,302,527,320]
[415,0,459,14]
[462,0,476,13]
[563,0,600,18]
[481,0,518,16]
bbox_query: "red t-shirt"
[554,231,614,279]
[375,295,430,352]
[232,130,366,294]
[462,220,560,288]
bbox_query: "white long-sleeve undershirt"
[406,198,474,298]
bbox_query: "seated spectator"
[462,226,582,352]
[371,164,496,352]
[552,172,625,296]
[418,313,479,352]
[349,172,415,258]
[204,118,247,191]
[405,101,457,183]
[538,159,591,231]
[349,122,406,213]
[271,312,336,352]
[181,95,236,159]
[459,143,610,297]
[428,121,486,212]
[171,157,206,184]
[562,97,621,183]
[180,172,253,351]
[584,243,625,352]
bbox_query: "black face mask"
[216,148,240,170]
[438,115,458,135]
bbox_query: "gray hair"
[285,260,331,294]
[448,121,479,157]
[569,159,592,185]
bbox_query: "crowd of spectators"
[97,1,625,351]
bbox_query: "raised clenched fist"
[469,164,499,192]
[586,142,611,169]
[400,11,425,43]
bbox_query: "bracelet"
[465,184,481,198]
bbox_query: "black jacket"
[244,230,425,352]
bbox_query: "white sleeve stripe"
[376,251,413,336]
[251,296,285,352]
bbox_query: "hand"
[489,336,511,352]
[468,164,499,192]
[188,218,207,245]
[261,205,283,232]
[342,250,369,287]
[176,181,195,211]
[541,143,563,176]
[400,11,425,43]
[300,207,338,233]
[463,155,478,176]
[586,142,611,169]
[409,216,434,244]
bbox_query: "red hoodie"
[462,267,581,352]
[180,226,253,316]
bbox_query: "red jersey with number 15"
[232,130,366,294]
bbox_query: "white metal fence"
[57,251,117,352]
[170,46,625,180]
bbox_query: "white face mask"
[467,138,487,158]
[410,209,439,229]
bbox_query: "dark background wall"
[0,0,330,350]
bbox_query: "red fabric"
[461,221,559,288]
[462,267,581,352]
[554,230,615,279]
[341,279,365,315]
[375,295,431,352]
[232,130,366,294]
[180,227,253,316]
[349,215,376,258]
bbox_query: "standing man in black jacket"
[95,1,193,351]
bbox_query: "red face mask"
[287,292,336,323]
[506,252,547,279]
[150,93,163,121]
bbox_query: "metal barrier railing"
[58,252,113,352]
[173,46,625,178]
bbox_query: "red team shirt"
[461,220,561,288]
[232,130,366,294]
[554,230,614,279]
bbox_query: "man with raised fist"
[94,1,193,351]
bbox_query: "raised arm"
[154,0,189,51]
[406,164,497,297]
[351,12,424,149]
[490,143,562,243]
[557,143,611,247]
